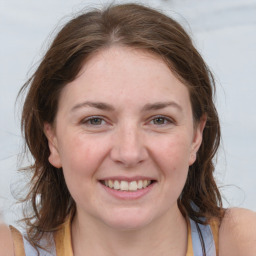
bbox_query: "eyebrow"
[142,101,182,112]
[71,101,115,112]
[70,101,182,112]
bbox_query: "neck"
[71,205,188,256]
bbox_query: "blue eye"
[153,117,167,125]
[150,116,172,126]
[88,118,103,125]
[82,116,106,126]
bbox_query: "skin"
[0,223,13,256]
[44,46,256,255]
[45,46,205,255]
[1,46,255,255]
[219,208,256,256]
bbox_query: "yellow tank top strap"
[186,218,194,256]
[9,225,26,256]
[209,218,220,255]
[54,217,73,256]
[186,217,220,256]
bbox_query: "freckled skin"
[45,46,204,231]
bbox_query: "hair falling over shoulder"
[18,3,224,251]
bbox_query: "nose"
[110,124,148,168]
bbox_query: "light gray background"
[1,0,256,225]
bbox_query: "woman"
[1,3,255,256]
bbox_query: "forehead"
[58,46,192,113]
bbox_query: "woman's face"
[45,46,205,230]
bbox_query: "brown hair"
[19,3,223,252]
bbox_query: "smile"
[101,180,154,192]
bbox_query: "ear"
[189,115,207,166]
[44,123,62,168]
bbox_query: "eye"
[82,116,106,126]
[88,117,103,125]
[149,115,173,126]
[152,117,168,125]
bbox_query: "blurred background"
[1,0,256,225]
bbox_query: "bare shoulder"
[0,223,15,255]
[219,207,256,256]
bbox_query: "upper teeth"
[104,180,152,191]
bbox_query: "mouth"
[100,179,156,192]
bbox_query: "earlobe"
[189,152,197,166]
[44,123,62,168]
[189,115,207,166]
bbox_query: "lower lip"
[100,182,155,200]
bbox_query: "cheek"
[152,134,191,193]
[57,136,106,204]
[156,135,191,172]
[58,134,111,183]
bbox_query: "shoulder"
[219,207,256,256]
[0,223,15,255]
